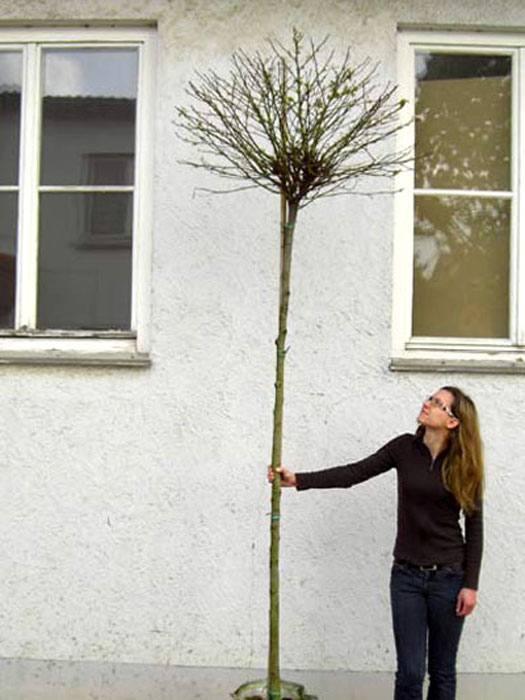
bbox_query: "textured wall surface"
[1,0,524,675]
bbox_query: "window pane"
[0,51,22,186]
[0,192,17,328]
[415,53,511,191]
[37,194,132,330]
[40,49,138,186]
[412,195,510,338]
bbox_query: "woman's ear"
[447,416,460,431]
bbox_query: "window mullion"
[16,42,41,329]
[516,48,525,345]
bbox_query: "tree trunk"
[268,196,299,700]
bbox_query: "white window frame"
[0,26,155,366]
[392,29,525,373]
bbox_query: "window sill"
[0,334,150,367]
[390,349,525,374]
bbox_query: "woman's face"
[417,389,459,431]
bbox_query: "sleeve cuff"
[295,472,312,491]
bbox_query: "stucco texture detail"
[1,0,524,676]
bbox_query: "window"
[0,27,155,364]
[392,30,525,372]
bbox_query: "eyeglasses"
[426,395,457,419]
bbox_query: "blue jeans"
[390,562,465,700]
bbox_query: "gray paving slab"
[0,659,523,700]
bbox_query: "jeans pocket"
[392,562,409,574]
[442,563,463,574]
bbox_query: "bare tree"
[177,29,411,700]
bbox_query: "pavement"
[0,659,524,700]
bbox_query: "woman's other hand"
[267,465,297,488]
[456,587,477,616]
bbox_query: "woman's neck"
[422,427,449,459]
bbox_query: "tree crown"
[177,29,410,207]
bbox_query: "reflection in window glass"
[87,152,134,186]
[40,48,138,186]
[415,53,511,191]
[37,194,132,330]
[0,51,22,186]
[0,193,17,328]
[85,191,133,244]
[412,195,510,338]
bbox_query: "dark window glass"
[37,194,132,330]
[0,192,18,328]
[0,51,22,186]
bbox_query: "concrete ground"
[0,659,523,700]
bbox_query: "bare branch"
[176,30,412,207]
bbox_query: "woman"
[270,386,483,700]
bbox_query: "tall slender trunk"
[268,196,299,700]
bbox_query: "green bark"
[268,197,299,700]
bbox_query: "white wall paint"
[0,0,524,675]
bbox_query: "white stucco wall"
[1,0,524,676]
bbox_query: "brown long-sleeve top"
[295,433,483,590]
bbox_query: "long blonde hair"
[440,386,484,514]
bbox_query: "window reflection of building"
[0,52,22,330]
[0,27,154,362]
[38,86,136,330]
[0,45,139,332]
